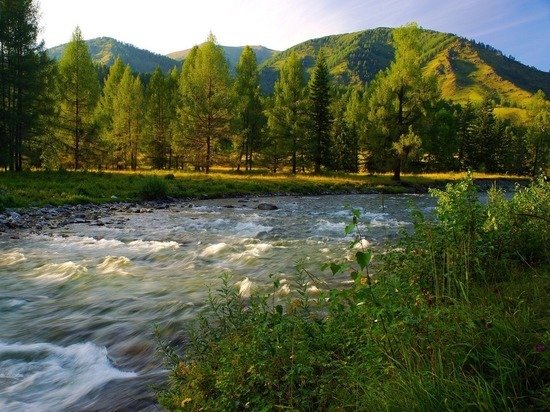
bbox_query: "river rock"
[257,203,278,210]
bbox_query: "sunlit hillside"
[258,27,550,105]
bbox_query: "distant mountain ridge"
[46,28,549,105]
[258,27,550,104]
[168,45,278,68]
[47,37,179,73]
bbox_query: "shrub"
[138,176,169,200]
[157,177,549,411]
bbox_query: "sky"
[38,0,550,71]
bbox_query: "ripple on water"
[0,341,136,411]
[200,242,229,257]
[41,235,179,254]
[0,251,26,266]
[97,256,131,275]
[30,262,88,282]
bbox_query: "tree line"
[1,3,548,178]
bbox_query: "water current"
[0,193,435,410]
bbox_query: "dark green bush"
[138,176,169,200]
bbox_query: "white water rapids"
[0,194,435,410]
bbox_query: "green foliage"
[308,51,333,173]
[0,0,53,171]
[366,23,440,180]
[138,176,169,200]
[111,65,143,170]
[178,33,233,173]
[260,26,550,105]
[158,177,549,411]
[392,175,549,303]
[234,46,265,171]
[57,26,101,170]
[266,51,308,173]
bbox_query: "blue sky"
[39,0,550,71]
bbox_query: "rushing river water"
[0,193,435,411]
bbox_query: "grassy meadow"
[0,169,529,210]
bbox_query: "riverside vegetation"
[157,176,549,411]
[0,169,527,211]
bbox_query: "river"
[0,193,435,411]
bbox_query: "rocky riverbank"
[0,178,528,234]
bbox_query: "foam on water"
[31,262,88,282]
[233,222,272,237]
[126,240,179,252]
[0,251,26,266]
[230,243,273,262]
[200,243,229,257]
[315,220,346,235]
[43,235,180,254]
[0,341,136,411]
[97,256,131,275]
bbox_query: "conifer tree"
[178,33,233,173]
[234,46,264,171]
[144,67,170,168]
[267,51,307,173]
[331,90,359,172]
[95,57,125,164]
[58,27,100,169]
[527,90,550,176]
[366,23,438,180]
[308,51,332,173]
[0,0,51,171]
[165,67,180,168]
[112,65,143,170]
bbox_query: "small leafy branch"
[322,207,373,286]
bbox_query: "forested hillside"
[259,27,550,105]
[48,37,179,73]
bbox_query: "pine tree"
[178,33,233,173]
[58,27,100,170]
[234,46,264,171]
[111,65,143,170]
[456,101,475,171]
[95,57,125,165]
[0,0,52,171]
[165,67,180,169]
[144,67,170,168]
[308,51,332,173]
[366,23,438,180]
[267,51,307,173]
[527,90,550,176]
[331,90,359,172]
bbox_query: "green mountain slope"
[168,45,278,68]
[258,27,550,105]
[47,37,179,73]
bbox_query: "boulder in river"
[257,203,278,210]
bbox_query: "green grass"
[156,177,549,411]
[0,169,528,210]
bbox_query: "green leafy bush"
[138,176,169,200]
[157,177,549,411]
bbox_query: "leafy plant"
[156,177,549,410]
[138,176,169,200]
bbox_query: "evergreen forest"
[1,1,549,180]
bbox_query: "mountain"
[46,29,549,107]
[258,27,550,105]
[168,45,278,69]
[47,37,179,74]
